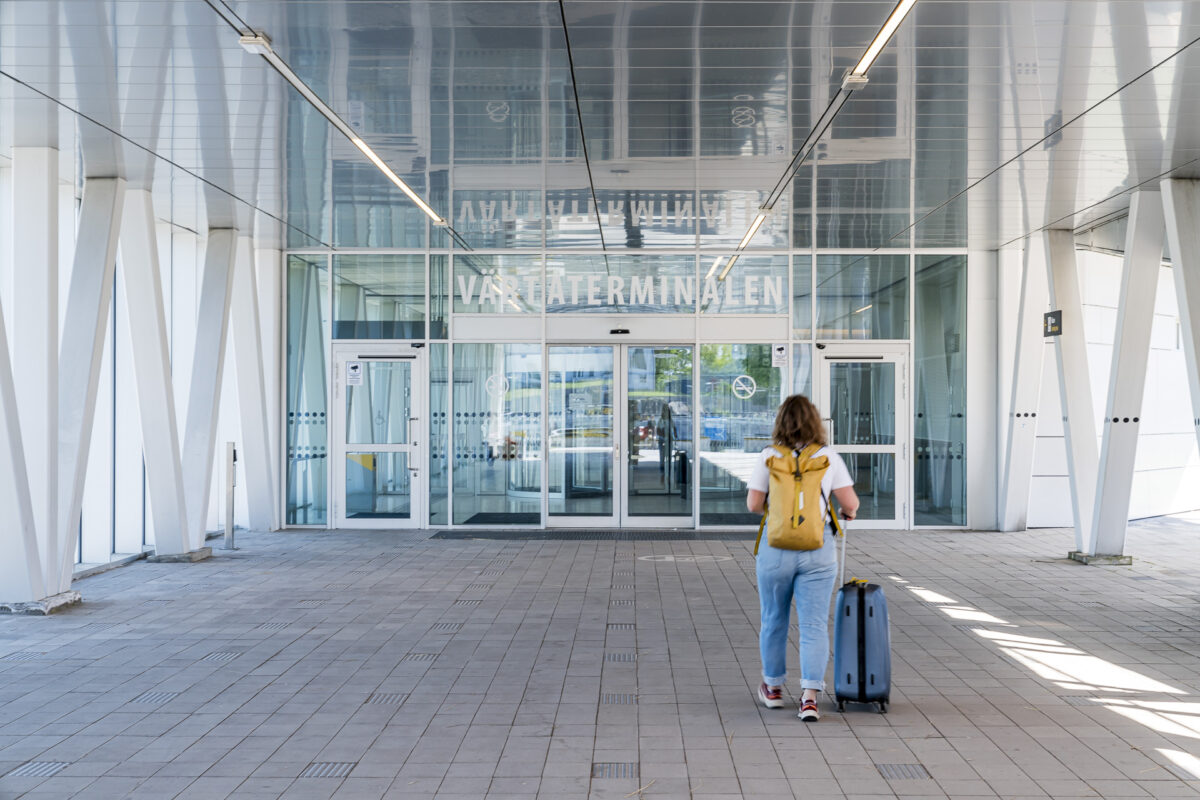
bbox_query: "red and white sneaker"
[798,696,820,722]
[758,683,785,709]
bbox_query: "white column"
[118,189,190,555]
[998,242,1048,531]
[0,297,44,603]
[1089,191,1165,556]
[56,178,124,591]
[181,229,236,551]
[1162,180,1200,455]
[1043,230,1099,554]
[232,235,280,531]
[256,248,283,482]
[11,147,59,589]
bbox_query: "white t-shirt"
[747,445,853,520]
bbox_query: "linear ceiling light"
[851,0,918,76]
[239,33,446,225]
[704,257,724,281]
[738,214,767,249]
[717,254,740,282]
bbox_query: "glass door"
[816,345,908,529]
[547,346,617,526]
[622,345,695,528]
[332,345,426,528]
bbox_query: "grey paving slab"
[6,519,1200,798]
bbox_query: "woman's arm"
[747,489,766,514]
[832,485,859,521]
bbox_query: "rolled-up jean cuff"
[800,679,825,691]
[763,674,786,686]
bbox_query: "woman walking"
[746,394,859,721]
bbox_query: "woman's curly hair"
[772,394,826,449]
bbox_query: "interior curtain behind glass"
[914,255,966,525]
[286,256,330,525]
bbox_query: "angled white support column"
[1086,191,1165,560]
[1162,180,1200,454]
[118,189,195,559]
[11,147,60,591]
[181,229,237,551]
[1044,230,1099,555]
[0,297,46,607]
[999,243,1049,531]
[55,178,125,593]
[232,236,280,531]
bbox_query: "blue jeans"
[756,523,839,689]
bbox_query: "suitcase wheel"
[878,701,888,714]
[837,700,846,713]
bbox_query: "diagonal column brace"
[117,188,191,556]
[1088,191,1164,557]
[181,229,237,551]
[1044,230,1099,555]
[0,297,45,604]
[999,243,1048,531]
[232,237,280,531]
[55,177,125,594]
[1162,180,1200,455]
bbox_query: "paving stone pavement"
[4,516,1200,799]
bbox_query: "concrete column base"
[1069,551,1133,566]
[147,547,212,563]
[0,590,83,615]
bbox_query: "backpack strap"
[753,513,766,555]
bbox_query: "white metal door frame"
[331,343,427,529]
[814,342,909,530]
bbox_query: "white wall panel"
[1029,250,1200,527]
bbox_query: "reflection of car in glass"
[549,427,613,448]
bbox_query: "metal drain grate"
[324,584,350,590]
[876,764,931,780]
[365,692,408,706]
[143,599,171,605]
[466,584,491,591]
[0,652,46,661]
[454,599,481,607]
[612,585,635,590]
[608,623,635,631]
[1078,601,1106,607]
[258,622,289,631]
[480,569,503,577]
[300,762,356,779]
[401,653,438,663]
[605,652,637,663]
[430,623,461,633]
[132,690,179,704]
[1060,696,1100,707]
[611,599,633,606]
[200,652,240,664]
[614,571,633,577]
[296,600,324,608]
[602,693,638,704]
[592,762,638,779]
[8,761,69,778]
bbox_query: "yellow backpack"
[754,444,843,554]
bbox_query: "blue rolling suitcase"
[833,578,891,713]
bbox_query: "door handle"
[823,417,834,445]
[408,416,419,445]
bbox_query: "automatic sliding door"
[548,346,616,524]
[624,346,694,527]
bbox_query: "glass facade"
[281,7,969,529]
[286,255,330,525]
[914,255,967,525]
[452,344,543,525]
